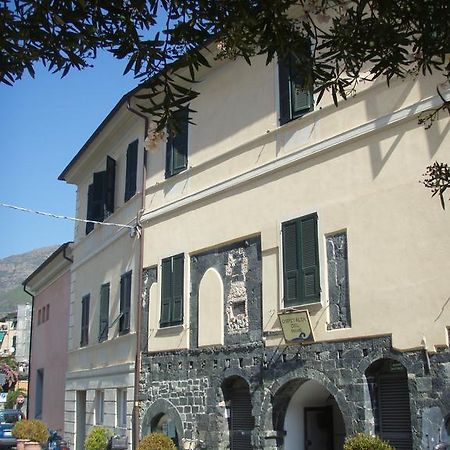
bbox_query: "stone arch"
[141,398,184,442]
[261,367,352,437]
[198,268,224,347]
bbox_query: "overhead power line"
[0,202,135,230]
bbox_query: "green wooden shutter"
[125,140,138,201]
[105,156,116,216]
[282,220,301,307]
[86,184,94,234]
[160,258,172,327]
[172,108,188,174]
[278,57,291,125]
[81,294,90,347]
[99,283,109,342]
[171,254,184,324]
[165,133,173,178]
[119,272,131,334]
[299,213,320,303]
[92,171,106,222]
[165,108,188,177]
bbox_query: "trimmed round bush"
[344,433,394,450]
[12,419,49,444]
[85,426,113,450]
[137,433,176,450]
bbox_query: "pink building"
[23,243,72,432]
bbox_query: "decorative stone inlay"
[326,232,351,330]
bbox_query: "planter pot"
[23,441,42,450]
[16,439,30,450]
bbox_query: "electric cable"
[0,202,135,230]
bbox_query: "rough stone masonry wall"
[140,336,450,449]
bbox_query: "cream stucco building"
[59,49,450,450]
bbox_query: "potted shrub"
[12,419,49,450]
[85,426,113,450]
[138,432,176,450]
[343,433,394,450]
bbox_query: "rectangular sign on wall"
[278,309,315,344]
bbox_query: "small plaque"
[278,309,314,344]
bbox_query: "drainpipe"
[23,282,34,419]
[127,98,148,450]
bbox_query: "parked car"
[0,409,23,448]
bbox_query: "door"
[223,377,255,450]
[305,406,334,450]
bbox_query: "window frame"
[80,294,90,347]
[119,271,132,335]
[85,155,116,235]
[95,390,105,425]
[124,140,138,202]
[160,254,184,328]
[278,54,314,125]
[281,213,321,308]
[98,283,110,343]
[165,108,189,178]
[116,388,127,428]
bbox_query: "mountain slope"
[0,245,59,312]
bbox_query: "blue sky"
[0,53,138,259]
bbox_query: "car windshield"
[0,412,20,424]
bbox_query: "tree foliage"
[2,1,449,121]
[1,0,449,204]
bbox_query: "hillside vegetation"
[0,246,58,313]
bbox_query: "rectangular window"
[98,283,110,342]
[282,213,320,307]
[37,309,42,325]
[124,140,138,202]
[35,368,44,419]
[165,108,189,178]
[116,388,127,428]
[45,304,49,321]
[85,156,116,234]
[279,54,313,125]
[119,271,132,334]
[95,390,104,425]
[80,294,90,347]
[160,254,184,328]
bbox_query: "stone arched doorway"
[222,376,255,450]
[141,398,184,448]
[273,378,346,450]
[365,358,413,450]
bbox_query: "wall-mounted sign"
[278,309,314,344]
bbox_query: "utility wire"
[0,202,135,230]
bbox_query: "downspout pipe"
[23,283,34,419]
[127,98,148,450]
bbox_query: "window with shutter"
[85,156,116,235]
[81,294,90,347]
[105,156,116,215]
[165,108,189,178]
[125,140,138,202]
[160,254,184,327]
[86,184,95,234]
[98,283,110,342]
[119,271,132,334]
[278,54,313,125]
[282,213,320,306]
